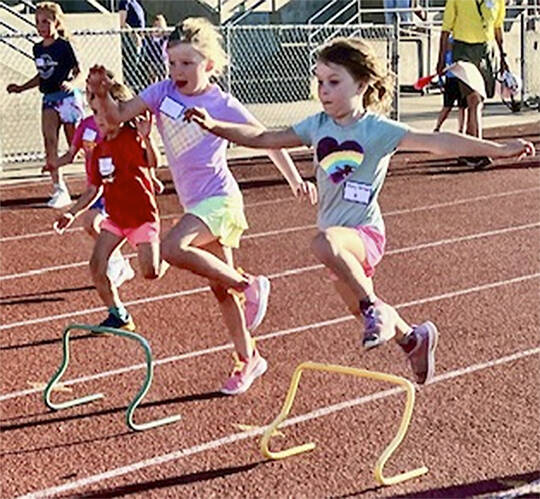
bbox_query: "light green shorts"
[187,195,248,249]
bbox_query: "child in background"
[6,2,84,208]
[139,14,169,89]
[51,76,135,288]
[434,35,466,133]
[55,92,168,330]
[87,17,316,395]
[185,37,535,385]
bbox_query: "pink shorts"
[328,225,385,280]
[355,225,385,277]
[100,218,160,248]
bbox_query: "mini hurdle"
[260,361,428,486]
[44,324,181,431]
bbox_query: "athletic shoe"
[114,259,135,288]
[362,301,398,349]
[401,321,439,385]
[47,185,72,209]
[460,156,493,169]
[106,255,124,284]
[220,349,268,395]
[98,312,136,332]
[242,274,271,331]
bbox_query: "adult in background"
[437,0,508,166]
[119,0,146,92]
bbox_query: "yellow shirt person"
[442,0,505,44]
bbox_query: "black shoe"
[459,156,493,169]
[98,312,136,331]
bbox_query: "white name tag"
[82,128,97,142]
[159,96,185,120]
[343,180,371,204]
[98,157,115,176]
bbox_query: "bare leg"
[311,227,375,302]
[41,108,61,186]
[434,106,451,131]
[465,91,483,138]
[89,230,125,308]
[161,214,248,291]
[137,241,168,279]
[457,107,466,134]
[204,240,253,360]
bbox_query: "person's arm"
[6,74,40,94]
[243,115,316,203]
[494,27,509,72]
[185,107,303,149]
[119,8,128,28]
[54,184,102,233]
[399,129,535,159]
[437,31,451,74]
[86,65,148,124]
[55,144,78,167]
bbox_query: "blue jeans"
[384,0,412,25]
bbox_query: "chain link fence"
[0,24,397,164]
[1,16,539,164]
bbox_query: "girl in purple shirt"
[87,17,316,395]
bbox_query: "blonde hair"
[167,17,227,77]
[153,14,167,30]
[317,37,394,114]
[35,2,69,39]
[109,82,133,102]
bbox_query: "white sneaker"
[47,186,71,209]
[114,259,135,288]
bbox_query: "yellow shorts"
[187,195,248,249]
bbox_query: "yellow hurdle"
[260,361,428,486]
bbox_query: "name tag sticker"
[343,180,371,204]
[82,128,97,141]
[98,157,114,176]
[159,96,185,120]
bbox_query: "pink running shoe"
[242,275,271,331]
[220,350,268,395]
[362,301,398,350]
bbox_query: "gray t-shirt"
[293,111,409,234]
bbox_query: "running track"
[1,122,539,498]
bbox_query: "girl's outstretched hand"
[6,83,22,94]
[53,213,75,234]
[184,107,216,131]
[499,139,535,160]
[293,180,318,205]
[136,112,153,138]
[86,65,113,100]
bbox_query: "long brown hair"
[35,2,69,39]
[317,37,394,114]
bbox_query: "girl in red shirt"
[55,92,167,330]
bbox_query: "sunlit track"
[17,346,540,499]
[2,221,538,329]
[1,185,538,243]
[2,270,538,402]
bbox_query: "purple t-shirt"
[140,80,256,208]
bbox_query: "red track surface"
[1,123,539,498]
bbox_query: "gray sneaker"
[404,321,438,385]
[362,302,398,350]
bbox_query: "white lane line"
[1,195,538,281]
[0,196,297,243]
[0,223,319,281]
[1,186,538,244]
[2,271,538,402]
[18,346,540,499]
[1,221,538,328]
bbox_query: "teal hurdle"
[44,323,181,431]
